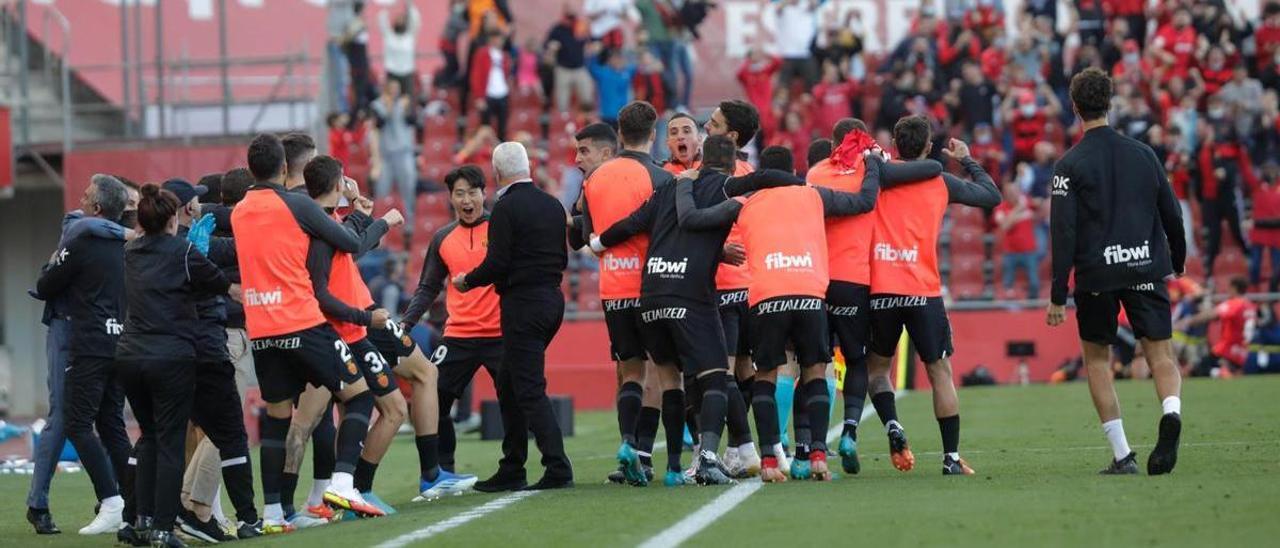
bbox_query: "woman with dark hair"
[115,184,235,548]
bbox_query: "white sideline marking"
[638,392,903,547]
[374,491,538,548]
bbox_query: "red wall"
[63,142,244,210]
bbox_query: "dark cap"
[161,178,208,205]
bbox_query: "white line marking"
[374,491,538,548]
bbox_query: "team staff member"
[403,166,501,482]
[580,101,673,486]
[232,134,396,532]
[35,174,134,536]
[865,118,1001,477]
[1046,68,1186,476]
[455,142,574,492]
[115,184,234,548]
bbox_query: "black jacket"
[115,233,231,361]
[35,229,126,360]
[1050,126,1186,305]
[465,181,567,295]
[210,204,245,328]
[177,223,239,362]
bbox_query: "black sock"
[793,386,811,454]
[938,415,960,455]
[260,415,291,505]
[684,375,701,438]
[724,380,753,447]
[617,381,643,446]
[416,434,441,481]
[871,391,899,426]
[334,391,374,474]
[661,389,685,472]
[697,373,729,455]
[312,405,337,480]
[751,381,779,456]
[279,472,299,516]
[843,355,868,437]
[737,377,754,414]
[804,378,831,452]
[635,406,660,468]
[353,458,378,493]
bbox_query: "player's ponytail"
[137,183,180,235]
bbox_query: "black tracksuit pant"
[118,359,196,532]
[191,360,257,523]
[1202,187,1248,277]
[63,356,132,502]
[494,287,572,481]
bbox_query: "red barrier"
[63,142,244,209]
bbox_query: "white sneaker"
[79,496,123,535]
[721,446,744,478]
[288,513,328,529]
[738,445,762,478]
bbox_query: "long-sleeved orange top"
[402,217,501,339]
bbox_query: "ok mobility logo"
[1103,241,1152,267]
[1052,175,1070,197]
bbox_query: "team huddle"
[24,67,1186,546]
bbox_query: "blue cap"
[162,178,208,205]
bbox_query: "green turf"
[4,376,1279,547]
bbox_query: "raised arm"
[184,242,232,298]
[943,156,1001,208]
[402,228,449,326]
[341,210,391,257]
[816,156,880,216]
[306,238,374,326]
[676,177,743,230]
[1049,159,1078,306]
[285,191,362,253]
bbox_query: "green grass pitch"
[4,376,1279,547]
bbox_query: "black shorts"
[827,281,871,362]
[348,338,400,397]
[366,318,419,361]
[431,337,503,398]
[717,289,751,357]
[251,324,362,403]
[1074,282,1173,345]
[638,299,729,374]
[603,298,648,362]
[750,296,830,370]
[868,294,954,363]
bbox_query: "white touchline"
[639,391,904,547]
[374,491,539,548]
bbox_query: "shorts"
[251,324,362,404]
[366,318,419,361]
[717,289,751,357]
[348,338,399,397]
[430,337,503,398]
[826,281,871,361]
[868,294,954,363]
[1074,283,1173,345]
[638,299,729,374]
[603,298,648,362]
[750,296,830,370]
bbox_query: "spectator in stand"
[876,71,916,132]
[1098,18,1132,71]
[1197,113,1251,278]
[326,0,356,113]
[994,183,1040,300]
[470,31,514,140]
[1162,124,1198,258]
[372,79,419,236]
[737,48,781,141]
[810,61,857,144]
[1151,7,1198,83]
[945,61,998,133]
[1217,65,1265,141]
[436,0,470,89]
[1001,86,1061,163]
[341,1,375,111]
[937,16,982,83]
[632,50,672,115]
[517,38,545,99]
[1111,40,1151,85]
[1106,0,1148,45]
[768,110,813,174]
[1197,47,1233,98]
[467,0,512,39]
[1076,0,1108,46]
[586,42,637,127]
[771,0,820,89]
[546,4,594,113]
[380,0,421,100]
[1256,3,1280,73]
[1115,89,1157,143]
[635,1,675,96]
[1248,162,1280,292]
[969,123,1005,182]
[584,0,635,49]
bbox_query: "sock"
[1102,419,1132,461]
[698,373,729,455]
[354,458,378,494]
[937,415,960,456]
[415,434,440,482]
[312,406,337,480]
[870,391,899,426]
[774,376,795,442]
[259,415,291,505]
[329,472,353,495]
[804,379,831,452]
[751,381,780,455]
[437,397,457,471]
[617,381,644,445]
[843,355,868,433]
[635,406,661,468]
[684,374,702,435]
[264,503,284,522]
[724,379,754,447]
[792,386,811,453]
[842,419,860,440]
[335,391,374,474]
[661,389,685,471]
[279,472,299,517]
[306,479,330,508]
[737,377,754,413]
[1162,396,1182,416]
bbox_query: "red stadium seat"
[949,226,987,257]
[950,281,986,300]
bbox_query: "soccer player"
[865,117,1001,476]
[1046,68,1186,475]
[581,101,674,486]
[1177,277,1255,378]
[232,134,398,533]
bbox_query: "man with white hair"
[453,142,574,491]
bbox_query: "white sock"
[885,419,903,432]
[1102,419,1132,461]
[210,484,227,525]
[307,478,332,507]
[264,503,284,522]
[329,473,353,494]
[739,442,757,455]
[100,495,124,512]
[945,452,960,462]
[1162,396,1182,416]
